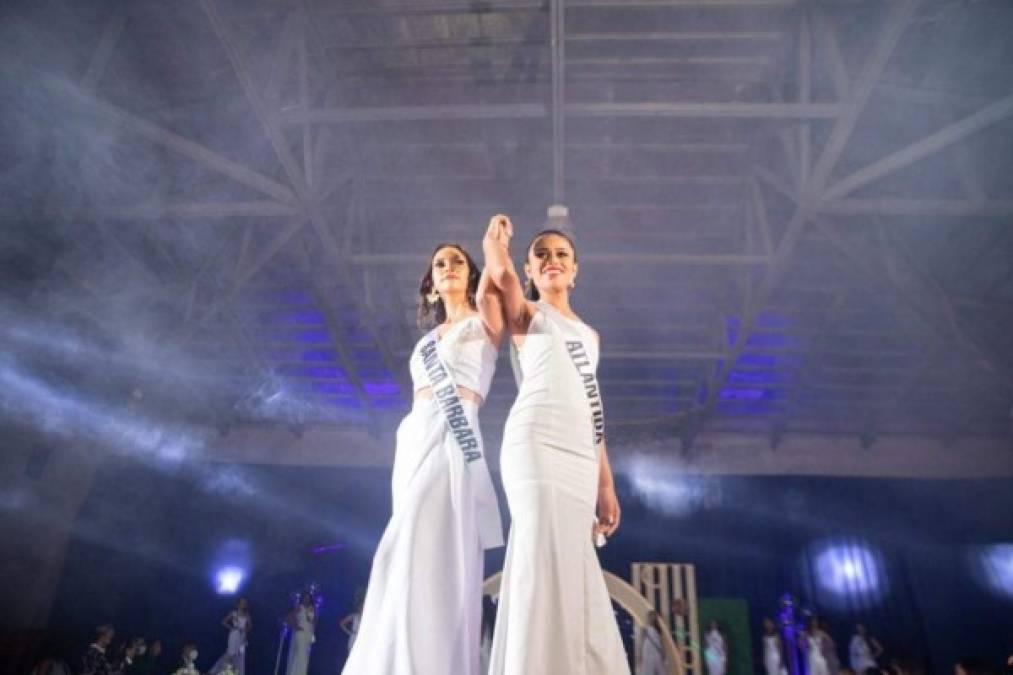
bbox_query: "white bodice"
[507,302,602,458]
[409,316,497,400]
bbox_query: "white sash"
[417,330,482,464]
[414,328,504,549]
[540,303,607,449]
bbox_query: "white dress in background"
[640,624,665,675]
[286,605,314,675]
[806,633,829,675]
[210,610,248,675]
[704,629,727,675]
[489,302,630,675]
[342,316,504,675]
[763,634,787,675]
[850,635,877,673]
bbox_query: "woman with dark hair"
[482,216,628,674]
[210,598,250,675]
[342,242,505,675]
[286,592,316,675]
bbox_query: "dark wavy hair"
[417,242,480,329]
[523,228,579,301]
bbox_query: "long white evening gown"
[704,629,727,675]
[849,634,877,673]
[763,634,787,675]
[640,624,665,675]
[210,610,248,675]
[286,605,314,675]
[342,316,503,675]
[806,633,829,675]
[489,302,629,675]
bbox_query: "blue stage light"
[215,566,246,595]
[974,544,1013,599]
[809,541,886,609]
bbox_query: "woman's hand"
[596,484,621,537]
[485,214,513,248]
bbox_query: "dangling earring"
[426,290,440,305]
[568,279,576,289]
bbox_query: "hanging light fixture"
[547,0,572,236]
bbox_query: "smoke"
[619,451,722,517]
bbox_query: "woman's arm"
[476,269,505,348]
[482,214,532,334]
[594,328,621,537]
[596,441,621,537]
[221,612,233,630]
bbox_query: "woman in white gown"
[704,620,727,675]
[482,216,629,675]
[848,623,882,673]
[638,611,666,675]
[803,618,829,675]
[761,617,787,675]
[286,594,315,675]
[342,243,505,675]
[210,598,251,675]
[818,619,840,675]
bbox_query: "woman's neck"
[537,288,573,315]
[442,295,473,324]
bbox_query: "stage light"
[809,541,886,609]
[973,544,1013,600]
[211,538,252,595]
[215,566,245,595]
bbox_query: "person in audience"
[82,625,116,675]
[176,642,200,674]
[135,639,163,675]
[115,638,146,675]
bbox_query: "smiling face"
[525,232,578,297]
[431,245,472,300]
